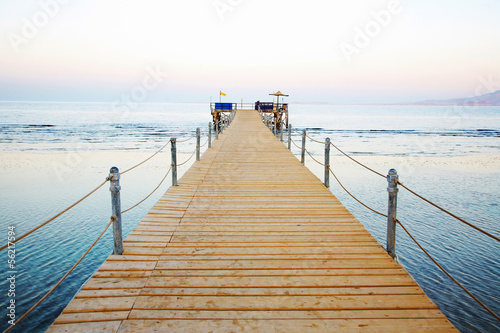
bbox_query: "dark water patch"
[349,151,375,155]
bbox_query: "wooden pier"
[48,109,456,332]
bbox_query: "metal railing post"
[109,167,123,255]
[287,124,292,150]
[301,130,306,164]
[273,120,277,136]
[324,138,330,188]
[208,122,212,148]
[170,138,177,186]
[216,122,219,139]
[196,128,200,161]
[386,168,399,259]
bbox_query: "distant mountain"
[415,90,500,106]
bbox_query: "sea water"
[0,102,499,332]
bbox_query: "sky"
[1,0,499,104]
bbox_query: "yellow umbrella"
[269,91,289,106]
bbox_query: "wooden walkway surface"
[48,110,456,332]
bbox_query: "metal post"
[287,124,292,150]
[196,127,200,161]
[324,138,330,188]
[170,138,177,186]
[386,169,399,259]
[216,122,219,139]
[109,167,123,255]
[273,120,277,136]
[301,130,306,164]
[208,122,212,148]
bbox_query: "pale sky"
[1,0,499,103]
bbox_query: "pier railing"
[259,112,500,322]
[0,110,236,332]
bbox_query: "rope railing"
[290,137,302,150]
[328,166,387,218]
[397,181,500,243]
[305,131,325,144]
[305,148,325,166]
[177,148,197,167]
[3,217,115,333]
[121,166,173,214]
[0,178,109,252]
[296,128,499,244]
[292,129,386,178]
[200,138,209,148]
[329,141,386,178]
[176,135,196,143]
[397,219,500,321]
[121,141,170,175]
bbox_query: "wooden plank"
[149,268,406,277]
[139,286,425,296]
[155,258,400,270]
[46,321,122,333]
[117,319,456,332]
[53,311,129,324]
[61,296,136,313]
[82,277,148,290]
[132,295,438,310]
[128,308,445,320]
[144,275,419,288]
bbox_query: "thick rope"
[294,129,385,178]
[397,181,500,243]
[200,138,209,148]
[290,138,302,150]
[305,132,325,144]
[330,142,386,178]
[305,148,325,166]
[397,219,500,321]
[3,217,114,333]
[329,166,387,218]
[122,166,172,214]
[176,135,196,143]
[177,148,197,167]
[121,141,170,175]
[0,179,109,252]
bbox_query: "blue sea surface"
[0,102,499,332]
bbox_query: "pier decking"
[48,109,456,332]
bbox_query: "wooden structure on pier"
[48,109,456,332]
[211,93,288,129]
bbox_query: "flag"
[220,91,226,96]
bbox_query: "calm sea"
[0,102,499,332]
